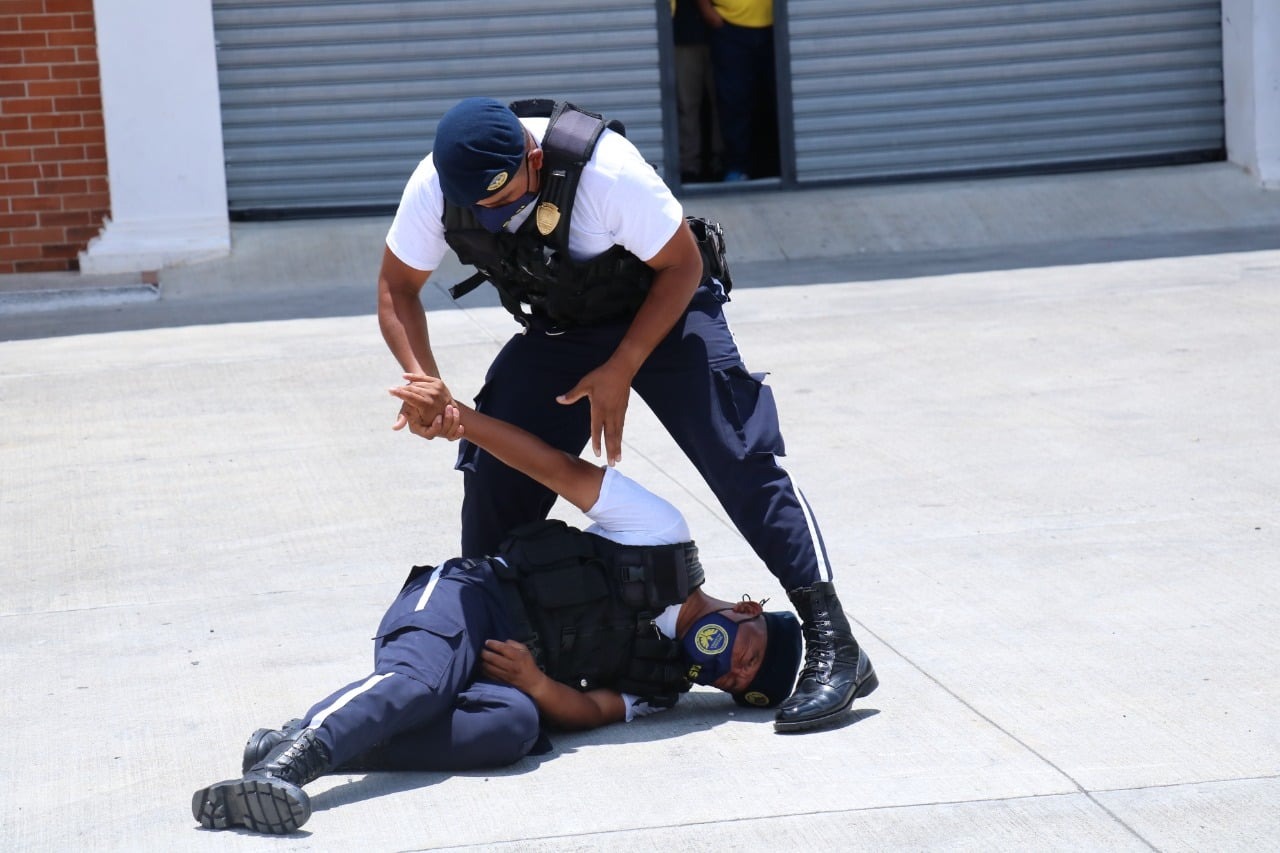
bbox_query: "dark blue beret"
[433,97,527,206]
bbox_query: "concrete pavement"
[2,163,1279,850]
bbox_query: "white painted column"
[81,0,230,274]
[1222,0,1280,189]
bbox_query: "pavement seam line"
[594,433,1155,853]
[404,788,1164,852]
[1088,772,1280,795]
[856,624,1160,851]
[430,774,1280,849]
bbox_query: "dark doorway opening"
[664,0,781,188]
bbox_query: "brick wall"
[0,0,109,274]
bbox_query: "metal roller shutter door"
[212,0,666,216]
[786,0,1224,184]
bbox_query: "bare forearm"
[391,378,604,508]
[378,289,439,377]
[377,246,439,377]
[457,403,603,511]
[527,680,624,730]
[608,223,703,377]
[481,639,624,730]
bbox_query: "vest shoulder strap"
[516,100,622,253]
[442,100,623,299]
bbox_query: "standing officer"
[192,377,803,835]
[376,97,875,732]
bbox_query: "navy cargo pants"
[298,558,540,770]
[457,282,832,592]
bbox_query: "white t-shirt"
[385,117,685,271]
[581,467,689,721]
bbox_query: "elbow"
[650,261,702,302]
[568,712,610,732]
[376,279,395,320]
[545,705,611,732]
[378,279,422,334]
[376,286,399,333]
[377,276,401,312]
[664,251,706,300]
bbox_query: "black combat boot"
[774,581,878,732]
[193,728,333,834]
[242,719,394,775]
[241,718,304,773]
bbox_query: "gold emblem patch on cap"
[743,691,769,707]
[536,202,561,236]
[694,623,729,655]
[486,171,509,192]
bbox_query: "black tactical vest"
[442,100,734,329]
[442,100,655,328]
[492,519,704,706]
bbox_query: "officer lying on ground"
[192,374,803,835]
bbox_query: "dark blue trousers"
[457,285,832,592]
[708,22,776,176]
[300,559,540,770]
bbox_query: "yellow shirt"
[711,0,772,28]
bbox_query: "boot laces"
[265,731,329,786]
[799,615,837,679]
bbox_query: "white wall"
[81,0,230,274]
[1223,0,1280,188]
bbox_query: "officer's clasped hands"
[390,373,464,442]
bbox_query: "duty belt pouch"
[614,542,703,610]
[687,216,733,298]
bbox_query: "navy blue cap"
[734,611,802,708]
[432,98,528,206]
[681,610,804,709]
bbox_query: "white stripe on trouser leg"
[306,672,396,729]
[414,566,442,612]
[791,476,833,583]
[304,570,440,729]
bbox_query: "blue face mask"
[472,190,537,233]
[681,611,741,685]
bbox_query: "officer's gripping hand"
[481,639,546,694]
[389,373,464,441]
[556,361,633,466]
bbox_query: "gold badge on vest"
[536,202,560,236]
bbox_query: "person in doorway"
[377,96,875,734]
[671,0,724,182]
[696,0,779,180]
[191,375,805,835]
